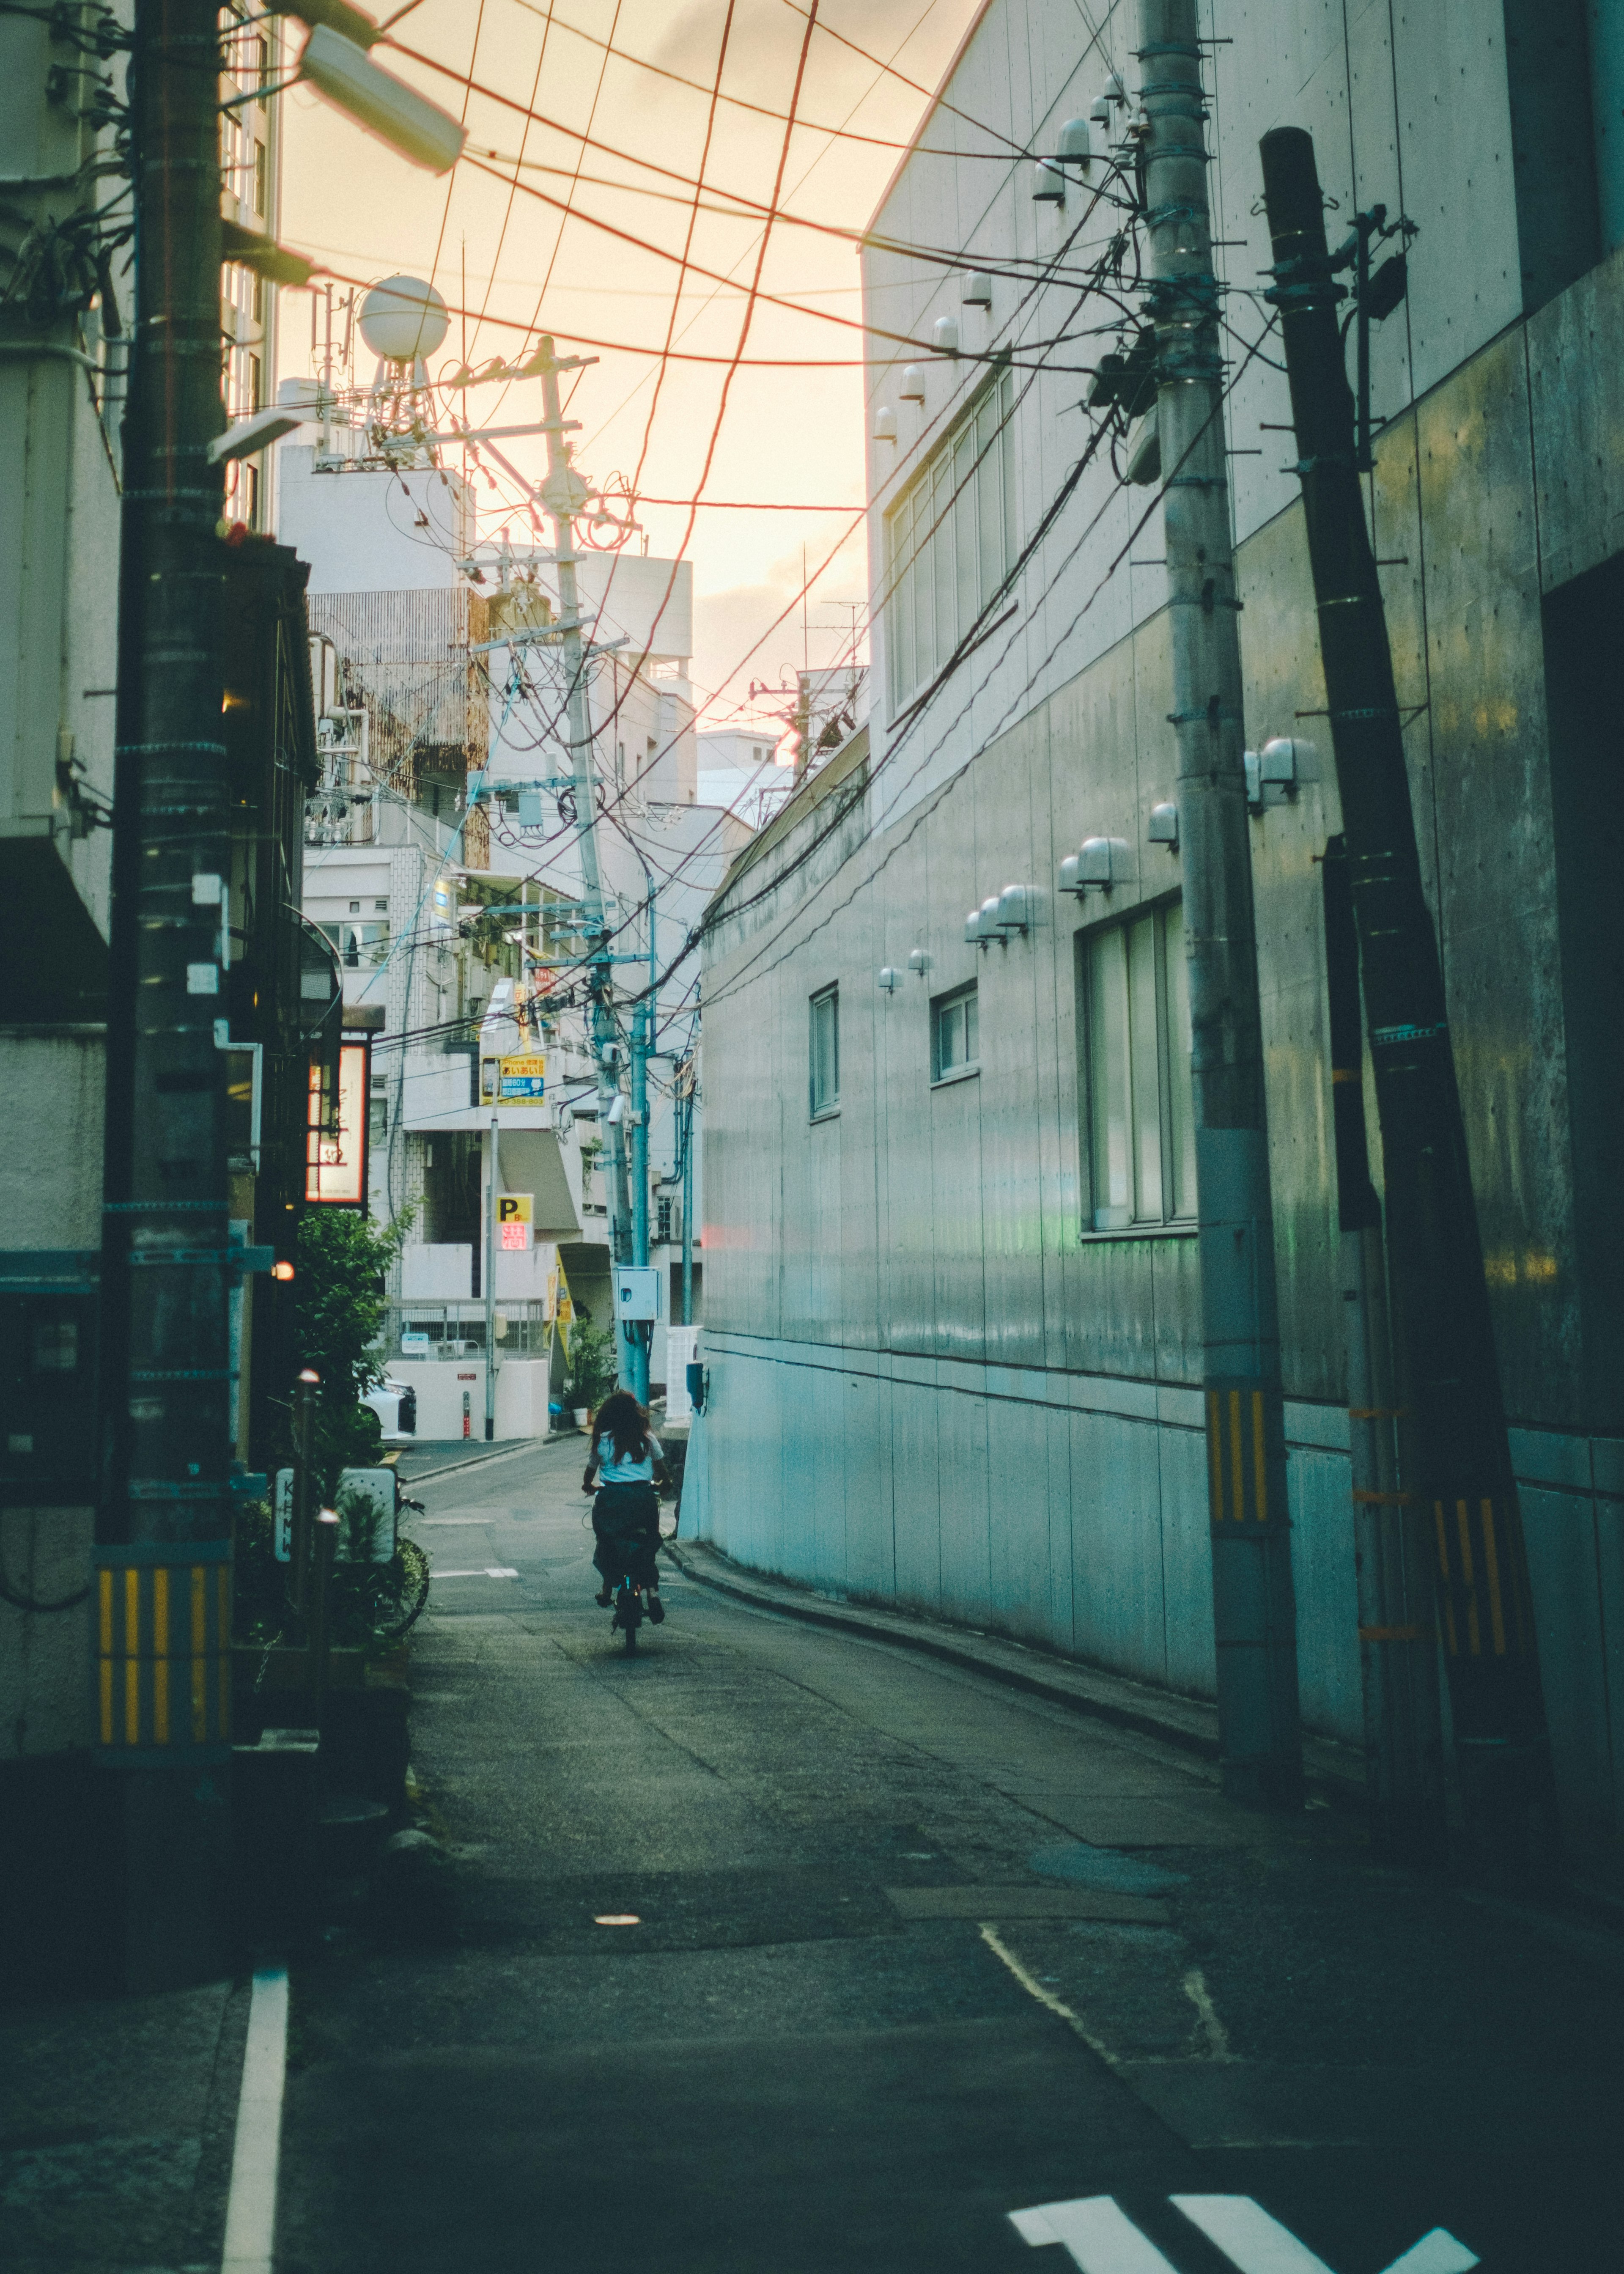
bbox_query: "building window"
[247,352,261,412]
[883,367,1016,717]
[809,984,839,1117]
[656,1193,675,1244]
[1081,898,1196,1231]
[931,980,979,1082]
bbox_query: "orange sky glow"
[277,0,984,725]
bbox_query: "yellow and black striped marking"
[96,1548,232,1755]
[1205,1384,1278,1526]
[1431,1496,1531,1659]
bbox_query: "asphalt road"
[278,1438,1624,2273]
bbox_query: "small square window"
[375,898,388,911]
[809,984,839,1117]
[931,981,979,1082]
[349,900,361,913]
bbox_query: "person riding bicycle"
[583,1389,672,1623]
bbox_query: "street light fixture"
[297,24,467,174]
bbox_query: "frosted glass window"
[809,985,839,1117]
[1082,900,1196,1231]
[884,368,1016,713]
[932,983,979,1079]
[1087,927,1132,1228]
[1163,899,1197,1219]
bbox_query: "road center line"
[220,1964,288,2274]
[431,1566,520,1579]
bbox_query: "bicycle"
[367,1494,431,1641]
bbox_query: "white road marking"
[431,1566,519,1579]
[1011,2196,1479,2274]
[414,1517,497,1527]
[1171,2197,1335,2273]
[1380,2232,1479,2274]
[1010,2196,1181,2271]
[220,1965,288,2274]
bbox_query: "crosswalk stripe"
[1171,2196,1336,2273]
[1009,2197,1181,2271]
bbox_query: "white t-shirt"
[595,1430,662,1485]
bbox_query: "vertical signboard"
[306,1037,370,1207]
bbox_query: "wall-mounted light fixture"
[899,365,926,402]
[1258,736,1319,805]
[932,316,960,356]
[1059,836,1132,895]
[996,884,1032,935]
[907,948,934,978]
[877,967,901,993]
[1148,801,1179,851]
[961,271,993,308]
[1054,117,1091,170]
[873,406,897,443]
[1032,159,1066,205]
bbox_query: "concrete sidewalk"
[664,1537,1364,1803]
[0,1975,250,2273]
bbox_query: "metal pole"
[96,0,234,1991]
[628,887,652,1401]
[483,1108,498,1439]
[1139,0,1303,1807]
[1322,840,1446,1863]
[1260,126,1556,1870]
[531,336,636,1391]
[288,1368,319,1620]
[680,1052,695,1329]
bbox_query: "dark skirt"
[592,1483,660,1587]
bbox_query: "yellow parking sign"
[497,1192,533,1252]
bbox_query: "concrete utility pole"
[627,886,653,1402]
[483,1108,499,1439]
[1139,0,1303,1806]
[1322,840,1446,1864]
[531,338,637,1394]
[679,1051,696,1328]
[1260,126,1556,1871]
[97,0,234,1988]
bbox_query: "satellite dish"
[358,275,450,365]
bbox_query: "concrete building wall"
[692,27,1624,1854]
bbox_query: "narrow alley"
[272,1444,1623,2273]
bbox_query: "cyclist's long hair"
[594,1389,650,1466]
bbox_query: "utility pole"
[97,0,234,1989]
[1139,0,1303,1807]
[1260,127,1556,1870]
[483,1107,499,1439]
[1322,840,1446,1863]
[680,1052,696,1329]
[627,886,653,1402]
[531,338,637,1393]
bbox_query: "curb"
[401,1435,574,1487]
[665,1540,1234,1774]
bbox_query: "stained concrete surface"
[277,1445,1624,2271]
[0,1977,248,2273]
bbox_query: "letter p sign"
[497,1192,533,1252]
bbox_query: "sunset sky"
[277,0,985,723]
